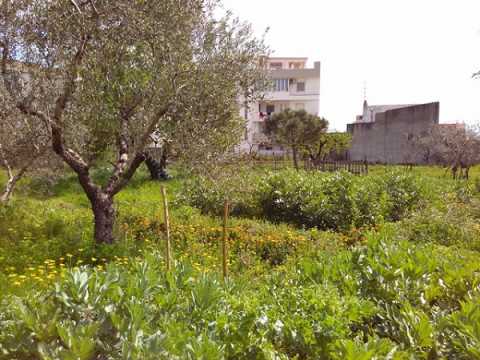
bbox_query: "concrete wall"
[347,102,439,164]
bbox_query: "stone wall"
[347,102,440,164]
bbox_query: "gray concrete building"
[347,101,440,164]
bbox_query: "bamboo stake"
[222,200,229,281]
[161,186,172,271]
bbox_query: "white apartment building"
[240,57,321,154]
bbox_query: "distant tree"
[439,125,480,179]
[0,83,52,203]
[264,109,328,170]
[304,132,351,164]
[1,0,268,243]
[409,125,480,179]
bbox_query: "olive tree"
[304,131,351,164]
[264,109,328,170]
[0,104,51,203]
[0,2,53,203]
[1,0,268,243]
[409,124,480,178]
[435,125,480,179]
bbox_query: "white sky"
[221,0,480,131]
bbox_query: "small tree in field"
[1,0,268,243]
[409,125,480,179]
[0,76,53,203]
[304,132,351,164]
[264,109,328,170]
[0,112,51,203]
[436,125,480,179]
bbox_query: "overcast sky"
[221,0,480,131]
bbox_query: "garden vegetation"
[0,166,480,359]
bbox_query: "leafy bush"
[252,169,423,231]
[352,227,480,357]
[180,171,261,217]
[183,169,425,232]
[0,253,375,359]
[400,204,480,251]
[258,170,357,231]
[381,171,424,221]
[181,169,421,238]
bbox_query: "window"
[296,81,305,92]
[269,62,283,70]
[266,104,275,114]
[273,79,289,92]
[295,103,305,110]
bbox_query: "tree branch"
[137,105,171,152]
[106,105,170,196]
[53,33,90,125]
[70,0,82,13]
[88,0,99,16]
[103,95,145,193]
[0,143,13,180]
[48,32,100,200]
[109,153,146,196]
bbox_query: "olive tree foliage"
[304,132,351,164]
[0,93,51,203]
[147,15,270,177]
[0,0,268,243]
[409,125,480,179]
[0,4,52,203]
[264,109,328,170]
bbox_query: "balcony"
[266,90,319,101]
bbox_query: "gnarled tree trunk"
[145,146,169,180]
[92,192,116,244]
[145,152,168,180]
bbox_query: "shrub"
[400,204,480,251]
[183,169,425,232]
[381,171,424,221]
[256,170,424,231]
[180,171,261,218]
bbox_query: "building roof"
[366,104,416,113]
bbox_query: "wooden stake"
[222,200,229,281]
[161,185,172,271]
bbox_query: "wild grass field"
[1,165,480,359]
